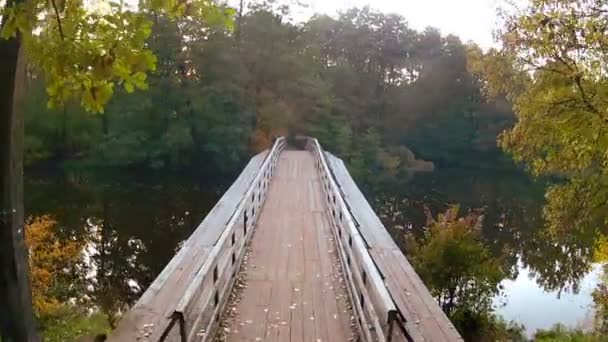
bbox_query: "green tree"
[496,0,608,235]
[405,206,508,339]
[20,3,520,176]
[534,324,603,342]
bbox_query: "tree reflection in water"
[369,167,605,328]
[25,172,224,332]
[25,166,608,334]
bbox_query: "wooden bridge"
[109,137,462,342]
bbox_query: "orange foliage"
[249,92,291,152]
[250,128,273,153]
[25,215,83,316]
[250,127,288,153]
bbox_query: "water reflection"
[367,167,601,330]
[25,172,225,326]
[26,165,604,333]
[495,262,602,335]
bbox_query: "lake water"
[496,262,602,335]
[25,165,601,333]
[366,167,601,335]
[24,170,230,325]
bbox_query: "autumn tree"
[405,206,508,339]
[24,216,83,317]
[496,0,608,235]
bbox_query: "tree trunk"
[0,29,40,342]
[60,104,68,158]
[235,0,244,46]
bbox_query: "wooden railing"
[307,137,462,342]
[164,137,285,341]
[307,137,407,342]
[109,137,286,342]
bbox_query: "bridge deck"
[110,138,461,341]
[218,151,355,341]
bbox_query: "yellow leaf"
[124,81,134,93]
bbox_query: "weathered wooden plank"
[289,281,304,342]
[324,151,463,341]
[222,151,354,342]
[234,280,272,339]
[321,202,377,342]
[313,212,357,342]
[301,208,318,342]
[174,139,287,342]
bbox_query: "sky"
[302,0,505,49]
[0,0,513,49]
[232,0,519,49]
[88,0,515,50]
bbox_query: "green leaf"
[124,82,134,93]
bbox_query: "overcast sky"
[315,0,505,48]
[233,0,519,49]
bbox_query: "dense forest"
[3,0,608,341]
[23,3,515,181]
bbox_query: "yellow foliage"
[595,235,608,263]
[25,215,83,317]
[377,150,401,176]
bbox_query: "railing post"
[159,311,187,342]
[388,309,414,342]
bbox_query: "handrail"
[307,137,409,342]
[323,152,463,341]
[160,137,286,341]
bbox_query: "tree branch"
[522,57,568,76]
[50,0,65,41]
[573,74,599,114]
[544,98,577,116]
[553,53,574,72]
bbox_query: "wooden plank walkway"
[218,151,355,342]
[109,138,461,342]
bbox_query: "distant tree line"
[23,3,515,182]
